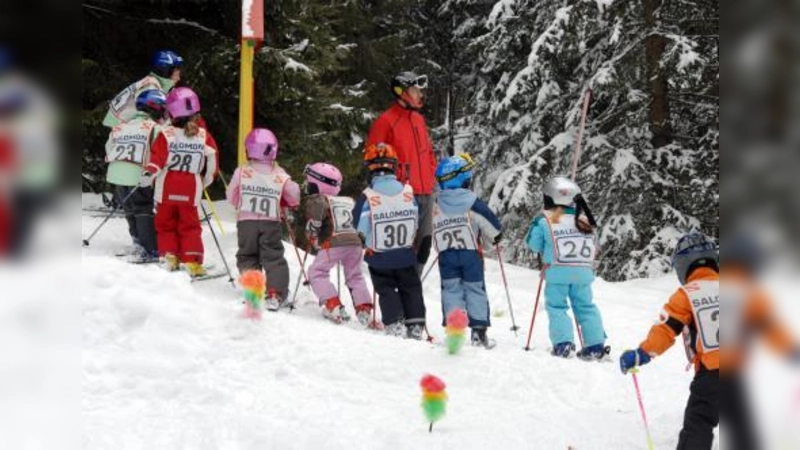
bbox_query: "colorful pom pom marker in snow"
[239,270,266,320]
[420,374,447,433]
[445,309,468,355]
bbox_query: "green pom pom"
[243,290,261,307]
[422,399,447,423]
[446,334,465,355]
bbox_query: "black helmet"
[671,233,719,284]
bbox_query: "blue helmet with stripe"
[135,89,167,119]
[151,50,183,77]
[435,154,476,190]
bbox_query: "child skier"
[621,232,797,449]
[525,176,608,359]
[619,232,719,448]
[433,154,502,348]
[302,162,374,324]
[226,128,300,308]
[141,87,218,277]
[104,89,167,263]
[353,143,426,339]
[103,50,182,128]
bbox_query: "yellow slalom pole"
[203,188,225,235]
[238,39,256,167]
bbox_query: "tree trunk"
[644,0,672,148]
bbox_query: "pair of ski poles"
[419,243,521,336]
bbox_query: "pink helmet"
[245,128,279,162]
[166,87,201,120]
[304,162,342,196]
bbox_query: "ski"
[190,272,231,283]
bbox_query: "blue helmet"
[435,154,476,190]
[671,232,718,284]
[135,89,167,119]
[151,50,183,77]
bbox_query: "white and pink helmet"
[304,162,342,196]
[166,87,201,120]
[245,128,279,162]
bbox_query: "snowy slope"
[82,196,791,450]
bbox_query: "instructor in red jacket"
[366,71,438,272]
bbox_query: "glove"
[493,232,503,246]
[619,348,652,375]
[139,171,154,188]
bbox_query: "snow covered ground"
[81,195,798,449]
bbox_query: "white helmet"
[543,176,581,208]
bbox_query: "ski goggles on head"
[412,75,428,90]
[457,153,476,171]
[304,165,340,187]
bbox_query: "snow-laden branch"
[146,18,219,35]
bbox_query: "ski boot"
[265,289,281,312]
[185,262,207,278]
[115,243,144,258]
[577,344,611,361]
[128,247,159,264]
[384,321,406,337]
[406,324,425,341]
[551,342,576,358]
[322,297,351,324]
[470,328,497,349]
[161,253,180,272]
[354,304,374,327]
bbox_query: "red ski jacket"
[366,102,437,195]
[147,126,218,206]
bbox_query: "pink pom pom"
[446,308,468,329]
[420,374,446,393]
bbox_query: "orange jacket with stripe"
[640,267,720,371]
[640,267,795,373]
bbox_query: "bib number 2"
[695,306,719,350]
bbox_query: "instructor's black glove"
[493,232,503,246]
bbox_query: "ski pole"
[290,248,310,309]
[337,262,342,297]
[524,269,545,351]
[495,243,520,335]
[631,370,656,450]
[420,254,439,283]
[203,188,225,235]
[200,201,235,287]
[82,187,139,247]
[281,210,310,286]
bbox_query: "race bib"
[432,205,477,251]
[375,219,416,251]
[110,83,135,114]
[106,120,155,164]
[164,129,206,174]
[684,281,720,352]
[239,167,286,219]
[328,196,356,235]
[366,186,417,252]
[549,215,595,266]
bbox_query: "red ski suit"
[366,103,437,195]
[146,126,218,263]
